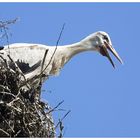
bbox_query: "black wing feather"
[9,60,41,74]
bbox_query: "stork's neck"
[61,40,95,59]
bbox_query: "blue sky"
[0,2,140,137]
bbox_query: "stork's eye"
[103,35,109,42]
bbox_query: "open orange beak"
[100,41,123,68]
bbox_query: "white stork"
[0,31,123,83]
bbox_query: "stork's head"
[82,31,123,68]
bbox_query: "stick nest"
[0,56,55,137]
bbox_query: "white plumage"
[0,31,123,83]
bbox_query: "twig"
[28,23,66,84]
[0,18,19,52]
[8,97,20,106]
[22,112,32,136]
[6,103,22,113]
[41,23,66,74]
[0,55,9,68]
[58,119,64,138]
[14,130,21,137]
[0,91,16,98]
[0,112,15,133]
[0,85,11,92]
[0,128,9,136]
[39,49,49,83]
[0,18,19,28]
[55,110,71,129]
[46,100,64,114]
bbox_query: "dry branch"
[0,55,55,137]
[0,20,69,137]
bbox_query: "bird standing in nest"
[0,31,123,84]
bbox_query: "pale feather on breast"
[49,55,67,76]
